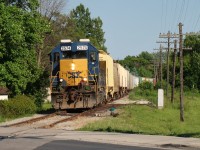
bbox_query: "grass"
[80,89,200,138]
[41,102,52,111]
[0,115,5,123]
[128,87,157,104]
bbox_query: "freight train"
[49,39,148,110]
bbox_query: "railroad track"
[6,113,57,127]
[40,103,126,129]
[5,98,127,129]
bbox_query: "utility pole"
[160,44,163,88]
[179,22,184,122]
[153,60,159,83]
[178,23,192,121]
[166,31,170,99]
[154,44,163,88]
[158,31,173,98]
[159,25,193,121]
[171,39,177,103]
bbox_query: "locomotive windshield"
[63,51,86,59]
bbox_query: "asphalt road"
[1,128,199,150]
[0,137,162,150]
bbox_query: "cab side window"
[90,52,96,62]
[54,52,60,62]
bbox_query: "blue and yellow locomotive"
[50,39,105,109]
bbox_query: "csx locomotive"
[50,39,136,110]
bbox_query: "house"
[0,87,9,100]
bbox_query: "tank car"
[50,39,105,109]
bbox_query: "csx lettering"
[61,46,71,51]
[77,45,88,50]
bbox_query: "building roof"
[0,87,9,95]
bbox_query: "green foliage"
[25,70,49,109]
[0,95,36,118]
[174,34,200,90]
[129,87,157,104]
[139,81,154,90]
[155,80,171,92]
[42,102,52,111]
[119,51,154,77]
[2,0,39,11]
[129,81,157,104]
[0,2,50,96]
[0,115,5,123]
[69,4,107,51]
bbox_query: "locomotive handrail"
[50,71,59,92]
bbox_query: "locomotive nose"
[59,59,88,86]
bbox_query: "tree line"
[119,35,200,92]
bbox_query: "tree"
[0,2,49,96]
[119,51,154,77]
[39,0,66,21]
[69,4,107,51]
[1,0,39,11]
[183,35,200,90]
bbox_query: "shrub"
[155,80,171,91]
[0,95,36,118]
[139,81,154,90]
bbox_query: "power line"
[161,0,164,32]
[186,0,198,30]
[178,0,185,23]
[164,0,168,32]
[172,0,180,32]
[182,0,189,23]
[191,0,200,31]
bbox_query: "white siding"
[0,95,8,100]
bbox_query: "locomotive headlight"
[83,77,87,81]
[60,78,63,82]
[71,63,75,71]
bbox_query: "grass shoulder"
[80,88,200,138]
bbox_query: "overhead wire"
[172,0,179,32]
[164,0,168,32]
[194,14,200,31]
[187,0,198,31]
[160,0,164,32]
[193,0,200,31]
[178,0,185,23]
[169,0,174,32]
[182,0,189,23]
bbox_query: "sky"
[62,0,200,60]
